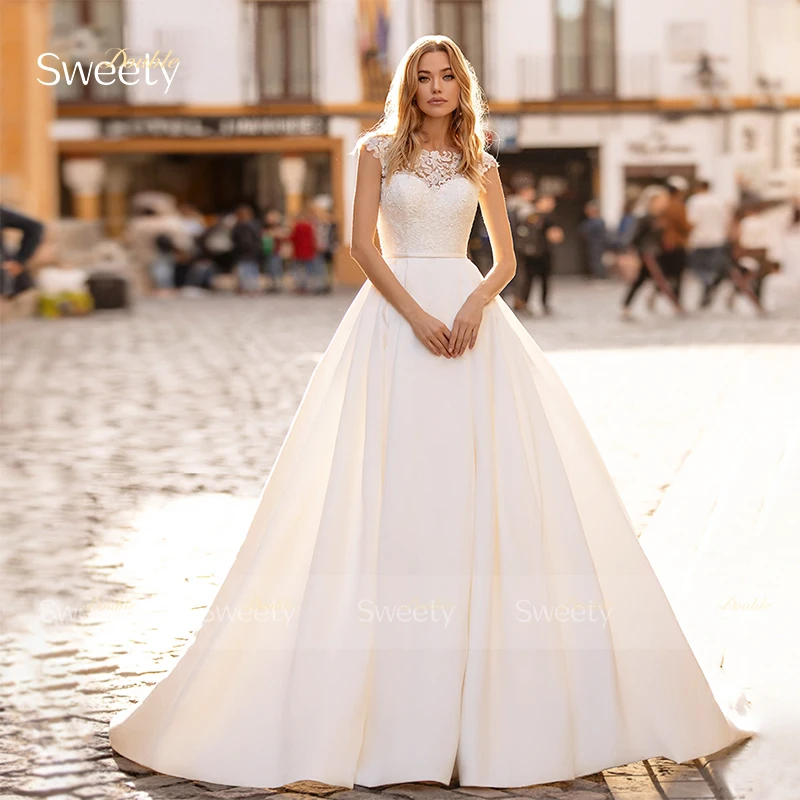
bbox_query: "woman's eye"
[418,76,428,82]
[444,74,454,80]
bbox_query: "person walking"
[647,176,693,309]
[686,180,730,308]
[705,206,767,313]
[578,200,608,279]
[509,184,562,316]
[620,186,683,320]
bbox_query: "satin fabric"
[109,256,755,789]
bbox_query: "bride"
[109,35,756,790]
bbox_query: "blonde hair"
[353,35,490,188]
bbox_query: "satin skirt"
[109,256,756,790]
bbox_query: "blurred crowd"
[131,197,339,299]
[2,173,800,319]
[497,173,800,320]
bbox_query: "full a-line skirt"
[109,256,755,790]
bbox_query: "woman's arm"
[447,164,517,357]
[350,141,453,358]
[350,141,426,323]
[470,165,517,305]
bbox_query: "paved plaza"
[2,276,798,800]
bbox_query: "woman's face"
[414,50,460,119]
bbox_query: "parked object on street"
[87,271,130,310]
[35,265,94,318]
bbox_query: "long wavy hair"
[353,35,490,188]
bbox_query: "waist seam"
[383,252,467,259]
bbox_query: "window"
[555,0,615,96]
[51,0,126,103]
[256,1,312,101]
[434,0,484,81]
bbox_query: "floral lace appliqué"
[365,135,497,189]
[413,149,463,189]
[361,135,499,257]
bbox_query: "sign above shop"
[100,115,328,139]
[626,131,693,158]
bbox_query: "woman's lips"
[429,98,447,104]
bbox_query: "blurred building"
[2,0,800,281]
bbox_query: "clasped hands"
[408,293,485,358]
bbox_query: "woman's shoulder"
[479,149,499,174]
[362,132,393,157]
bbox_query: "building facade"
[3,0,800,281]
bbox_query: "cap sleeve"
[479,150,499,175]
[363,134,389,179]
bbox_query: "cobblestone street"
[2,277,798,800]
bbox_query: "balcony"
[517,53,659,104]
[50,0,127,105]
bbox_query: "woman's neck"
[419,116,454,151]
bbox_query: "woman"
[620,186,683,320]
[109,35,755,790]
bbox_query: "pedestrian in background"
[614,199,638,251]
[289,205,328,294]
[686,180,730,308]
[199,214,236,277]
[231,204,263,296]
[262,209,287,293]
[0,205,44,299]
[508,179,563,316]
[151,233,177,297]
[650,176,693,308]
[704,206,767,313]
[578,200,608,279]
[620,186,683,320]
[312,197,337,294]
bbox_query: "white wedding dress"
[109,134,755,790]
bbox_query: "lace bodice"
[364,134,498,258]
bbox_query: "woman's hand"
[448,294,485,357]
[408,310,453,358]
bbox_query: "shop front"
[497,146,599,276]
[53,113,363,285]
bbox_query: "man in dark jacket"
[0,205,45,297]
[509,183,563,316]
[231,204,263,295]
